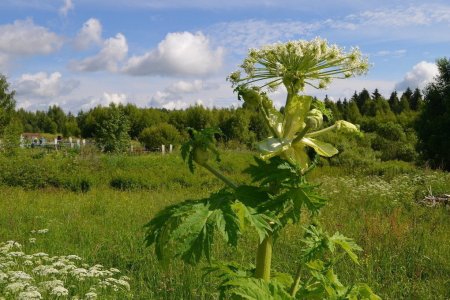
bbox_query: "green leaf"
[244,156,300,188]
[300,225,329,262]
[283,95,312,138]
[233,202,273,243]
[329,233,362,264]
[261,94,284,137]
[145,190,243,264]
[235,185,270,208]
[257,137,291,160]
[300,137,338,157]
[347,284,381,300]
[212,201,240,247]
[225,277,293,300]
[271,272,294,290]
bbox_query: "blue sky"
[0,0,448,112]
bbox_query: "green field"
[0,150,449,299]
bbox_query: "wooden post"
[54,138,58,150]
[161,145,165,155]
[69,137,73,148]
[169,144,173,153]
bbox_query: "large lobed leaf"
[144,189,273,264]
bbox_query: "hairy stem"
[201,162,238,190]
[255,234,273,282]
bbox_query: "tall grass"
[0,150,448,299]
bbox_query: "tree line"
[1,57,449,169]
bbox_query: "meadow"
[0,150,449,299]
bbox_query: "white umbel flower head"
[229,37,369,95]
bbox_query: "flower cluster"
[0,238,132,300]
[229,37,369,94]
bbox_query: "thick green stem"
[255,234,273,282]
[292,123,311,144]
[305,123,337,137]
[201,162,238,190]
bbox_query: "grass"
[0,150,449,299]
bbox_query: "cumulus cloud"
[165,79,218,94]
[395,61,439,91]
[73,18,103,50]
[123,31,223,76]
[0,19,62,56]
[149,79,219,109]
[15,72,79,98]
[71,33,128,72]
[80,92,128,110]
[59,0,74,16]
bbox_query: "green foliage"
[0,152,449,298]
[0,74,16,135]
[110,176,150,190]
[1,117,23,156]
[144,189,273,264]
[94,104,131,153]
[416,57,450,170]
[181,127,221,172]
[138,122,181,151]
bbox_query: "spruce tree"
[416,57,450,170]
[410,88,423,110]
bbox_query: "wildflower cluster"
[0,237,131,300]
[229,37,369,94]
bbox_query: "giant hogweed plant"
[145,38,380,299]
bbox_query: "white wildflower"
[5,281,28,294]
[51,285,69,296]
[8,251,25,257]
[18,290,42,300]
[40,279,64,290]
[84,291,98,300]
[32,265,60,276]
[8,271,33,282]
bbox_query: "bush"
[110,176,150,190]
[139,123,181,151]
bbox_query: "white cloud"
[0,53,9,70]
[59,0,74,16]
[149,79,219,108]
[15,72,79,98]
[79,92,128,110]
[123,31,223,76]
[166,79,219,94]
[208,20,319,54]
[349,4,450,27]
[71,33,128,72]
[374,49,406,57]
[395,61,439,91]
[0,19,62,56]
[73,18,103,50]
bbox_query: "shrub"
[110,176,149,190]
[138,123,181,151]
